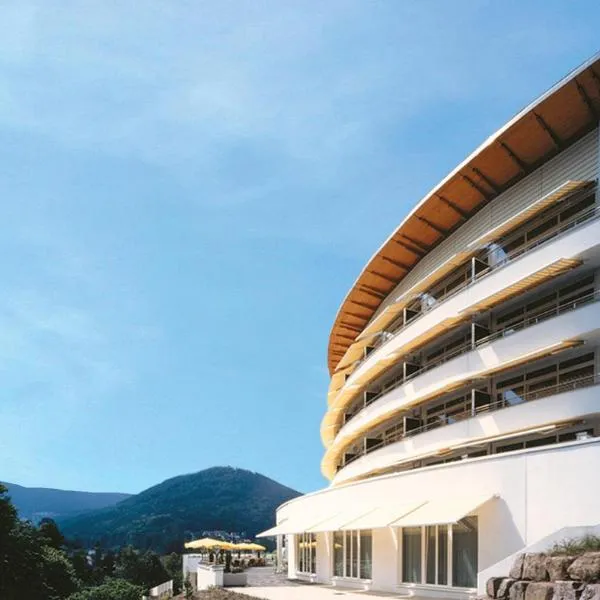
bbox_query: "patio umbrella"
[185,537,236,550]
[245,543,266,551]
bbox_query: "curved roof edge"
[328,52,600,374]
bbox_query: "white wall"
[372,528,398,591]
[278,439,600,595]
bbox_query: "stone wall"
[486,552,600,600]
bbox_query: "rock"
[488,577,505,598]
[526,582,554,600]
[568,553,600,582]
[498,579,517,599]
[581,584,600,600]
[511,581,530,600]
[510,555,526,579]
[524,554,549,581]
[552,580,584,600]
[548,557,576,582]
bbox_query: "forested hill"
[2,481,131,521]
[59,466,301,551]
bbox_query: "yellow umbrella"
[245,542,266,551]
[185,537,236,550]
[231,542,254,551]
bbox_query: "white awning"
[391,494,497,527]
[340,501,427,531]
[305,506,374,533]
[256,512,332,537]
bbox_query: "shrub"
[550,535,600,556]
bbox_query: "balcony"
[323,201,600,445]
[346,198,598,377]
[342,285,600,428]
[334,374,600,485]
[321,294,600,479]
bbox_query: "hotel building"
[259,54,600,598]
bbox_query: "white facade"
[260,57,600,598]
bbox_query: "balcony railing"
[348,203,599,373]
[341,287,600,425]
[341,373,600,469]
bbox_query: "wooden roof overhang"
[327,53,600,375]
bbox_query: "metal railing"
[342,373,599,467]
[341,287,600,425]
[349,202,599,374]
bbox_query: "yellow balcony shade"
[468,180,592,250]
[356,251,475,343]
[328,365,355,396]
[321,338,582,481]
[335,337,378,372]
[339,501,427,531]
[390,494,498,527]
[185,537,236,550]
[356,301,407,342]
[461,258,582,316]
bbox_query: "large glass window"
[452,517,478,588]
[333,532,344,577]
[402,527,421,583]
[400,520,477,588]
[360,531,372,580]
[334,530,372,579]
[425,526,436,584]
[296,532,316,574]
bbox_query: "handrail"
[343,373,599,467]
[342,287,600,423]
[348,202,599,373]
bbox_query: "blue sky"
[0,1,598,495]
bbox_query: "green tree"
[164,552,183,593]
[39,546,79,600]
[184,575,194,600]
[67,578,143,600]
[39,518,66,550]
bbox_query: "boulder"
[498,579,518,599]
[568,553,600,582]
[511,581,530,600]
[510,555,526,579]
[548,557,576,582]
[524,554,549,581]
[488,577,505,598]
[552,580,584,600]
[526,582,554,600]
[581,585,600,600]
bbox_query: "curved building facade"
[259,54,600,598]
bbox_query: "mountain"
[59,466,301,552]
[2,481,131,522]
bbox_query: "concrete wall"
[278,439,600,596]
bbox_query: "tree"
[164,552,183,594]
[39,518,66,550]
[67,578,143,600]
[0,485,81,600]
[39,546,79,600]
[184,575,194,600]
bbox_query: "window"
[333,532,344,577]
[401,520,477,588]
[334,530,372,579]
[402,527,421,583]
[452,517,478,588]
[296,532,316,574]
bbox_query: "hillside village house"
[259,53,600,599]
